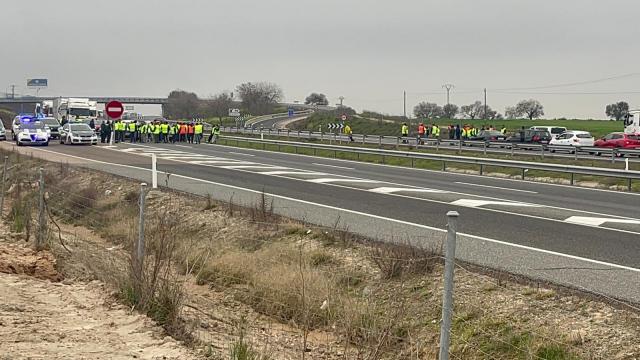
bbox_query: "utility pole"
[403,91,407,119]
[10,85,16,99]
[338,96,345,107]
[483,88,487,120]
[442,84,454,105]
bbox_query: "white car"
[59,123,98,145]
[14,120,49,146]
[0,122,6,140]
[549,131,594,152]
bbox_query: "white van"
[529,126,567,139]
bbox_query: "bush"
[369,241,439,279]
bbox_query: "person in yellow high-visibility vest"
[401,123,409,143]
[160,122,169,143]
[194,122,204,144]
[431,124,440,139]
[344,124,353,142]
[153,121,161,143]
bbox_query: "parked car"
[59,123,98,145]
[40,117,61,139]
[594,132,640,150]
[0,122,6,140]
[530,126,567,139]
[467,130,507,143]
[506,129,552,147]
[548,131,595,153]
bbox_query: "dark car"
[506,129,551,145]
[41,117,61,139]
[468,130,507,143]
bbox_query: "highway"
[5,140,640,304]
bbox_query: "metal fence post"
[36,167,46,250]
[396,137,400,150]
[611,150,616,164]
[458,140,462,154]
[151,153,158,189]
[483,142,487,155]
[137,183,147,273]
[0,156,7,217]
[439,211,459,360]
[378,135,382,148]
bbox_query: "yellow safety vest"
[194,124,203,134]
[128,123,136,132]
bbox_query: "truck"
[52,98,98,123]
[624,110,640,135]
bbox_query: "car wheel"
[43,141,49,147]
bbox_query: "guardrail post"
[483,142,487,155]
[511,145,515,157]
[458,140,462,154]
[439,211,459,360]
[479,164,484,175]
[570,173,575,185]
[442,161,446,171]
[541,146,545,159]
[411,158,414,167]
[320,132,323,142]
[151,153,158,189]
[611,150,616,164]
[297,130,301,139]
[362,134,366,145]
[287,130,290,140]
[137,183,147,276]
[521,168,526,180]
[382,155,386,164]
[436,139,440,151]
[308,131,312,140]
[396,137,400,150]
[0,156,7,217]
[378,136,382,148]
[574,149,578,161]
[628,179,632,192]
[36,167,46,251]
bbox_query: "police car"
[12,115,50,146]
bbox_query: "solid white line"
[307,178,379,184]
[219,165,289,170]
[258,171,329,176]
[565,216,640,226]
[312,163,355,170]
[369,187,446,194]
[34,147,640,274]
[174,144,192,149]
[228,151,255,157]
[451,199,542,208]
[454,181,538,194]
[189,160,253,165]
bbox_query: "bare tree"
[504,106,520,119]
[605,101,629,121]
[515,99,544,120]
[413,101,443,118]
[304,93,329,105]
[236,82,284,115]
[442,104,459,119]
[460,101,483,119]
[478,105,498,120]
[163,90,201,119]
[202,92,234,122]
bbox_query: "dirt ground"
[0,234,197,359]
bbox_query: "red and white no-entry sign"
[105,101,124,119]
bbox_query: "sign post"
[106,101,124,146]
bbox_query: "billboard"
[27,79,48,87]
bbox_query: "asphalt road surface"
[6,140,640,304]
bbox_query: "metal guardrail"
[221,126,640,163]
[244,110,314,127]
[218,134,640,190]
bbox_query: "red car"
[594,132,640,149]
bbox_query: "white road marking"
[369,187,447,194]
[156,155,211,159]
[189,160,254,165]
[219,165,289,170]
[37,147,640,274]
[307,178,379,184]
[451,199,542,208]
[228,152,255,157]
[258,171,329,176]
[565,216,640,227]
[312,163,355,170]
[454,181,538,194]
[174,144,192,148]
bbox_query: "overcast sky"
[2,0,640,119]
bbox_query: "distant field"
[290,112,625,138]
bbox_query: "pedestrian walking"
[194,122,203,144]
[187,123,194,143]
[401,123,409,143]
[208,124,220,143]
[417,123,426,144]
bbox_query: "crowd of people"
[97,120,221,145]
[401,122,507,143]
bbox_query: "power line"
[493,72,640,91]
[493,90,640,95]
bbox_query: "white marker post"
[151,153,158,189]
[625,158,629,171]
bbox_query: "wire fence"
[1,153,638,359]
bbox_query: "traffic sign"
[229,108,241,117]
[341,114,347,121]
[105,101,124,119]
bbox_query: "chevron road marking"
[450,199,542,208]
[565,216,640,227]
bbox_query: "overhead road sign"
[105,100,124,119]
[229,108,241,117]
[27,79,48,87]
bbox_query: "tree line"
[413,99,545,120]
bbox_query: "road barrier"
[219,135,640,190]
[221,126,640,163]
